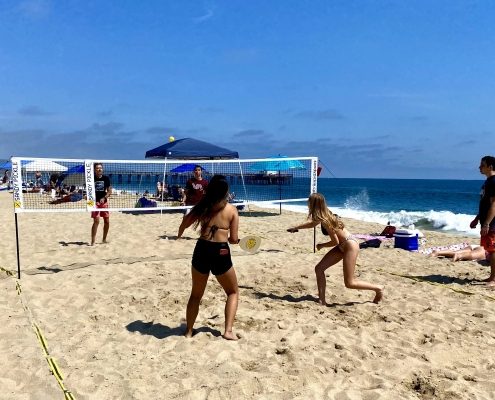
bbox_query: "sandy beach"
[1,191,494,400]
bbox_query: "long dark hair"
[191,175,229,236]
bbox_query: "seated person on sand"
[49,190,84,204]
[430,245,487,262]
[136,191,157,208]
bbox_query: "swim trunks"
[480,231,495,253]
[192,239,233,276]
[91,201,109,219]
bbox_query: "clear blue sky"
[1,0,494,179]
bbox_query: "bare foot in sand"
[485,280,495,287]
[184,329,194,338]
[317,299,327,306]
[373,287,384,304]
[429,251,439,258]
[222,331,239,341]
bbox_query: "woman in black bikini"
[177,175,240,340]
[288,193,384,305]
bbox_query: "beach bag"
[360,239,382,249]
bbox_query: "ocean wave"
[253,202,478,236]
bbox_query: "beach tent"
[145,138,239,159]
[66,164,85,174]
[23,160,68,172]
[170,163,209,173]
[0,160,11,170]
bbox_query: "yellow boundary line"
[1,266,76,400]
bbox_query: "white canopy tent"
[23,160,68,172]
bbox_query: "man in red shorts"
[470,156,495,285]
[91,163,112,246]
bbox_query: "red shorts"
[480,231,495,253]
[91,201,109,219]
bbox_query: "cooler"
[394,229,419,251]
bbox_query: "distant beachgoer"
[430,245,487,262]
[91,163,112,246]
[177,175,240,340]
[156,181,163,198]
[35,171,43,188]
[287,193,384,305]
[49,190,84,204]
[470,156,495,285]
[182,165,208,206]
[2,170,8,184]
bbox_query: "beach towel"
[417,242,470,256]
[353,234,393,241]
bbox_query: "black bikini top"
[321,225,329,236]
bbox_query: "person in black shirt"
[470,156,495,285]
[91,163,112,246]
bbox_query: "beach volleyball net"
[11,157,318,213]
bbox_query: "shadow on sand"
[126,320,221,339]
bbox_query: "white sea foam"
[252,202,478,236]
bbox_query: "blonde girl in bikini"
[288,193,384,305]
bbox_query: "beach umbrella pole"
[14,213,21,279]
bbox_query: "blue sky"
[0,0,494,179]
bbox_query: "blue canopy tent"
[0,160,12,170]
[54,164,85,187]
[66,164,85,174]
[145,138,239,159]
[170,163,209,173]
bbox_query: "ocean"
[112,176,484,237]
[257,178,484,237]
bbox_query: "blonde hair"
[307,193,344,230]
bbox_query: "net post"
[84,161,96,211]
[14,213,21,279]
[11,158,23,278]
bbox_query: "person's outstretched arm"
[287,220,319,232]
[178,213,197,238]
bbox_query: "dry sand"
[1,191,494,399]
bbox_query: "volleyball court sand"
[1,192,494,399]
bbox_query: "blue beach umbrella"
[248,155,305,172]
